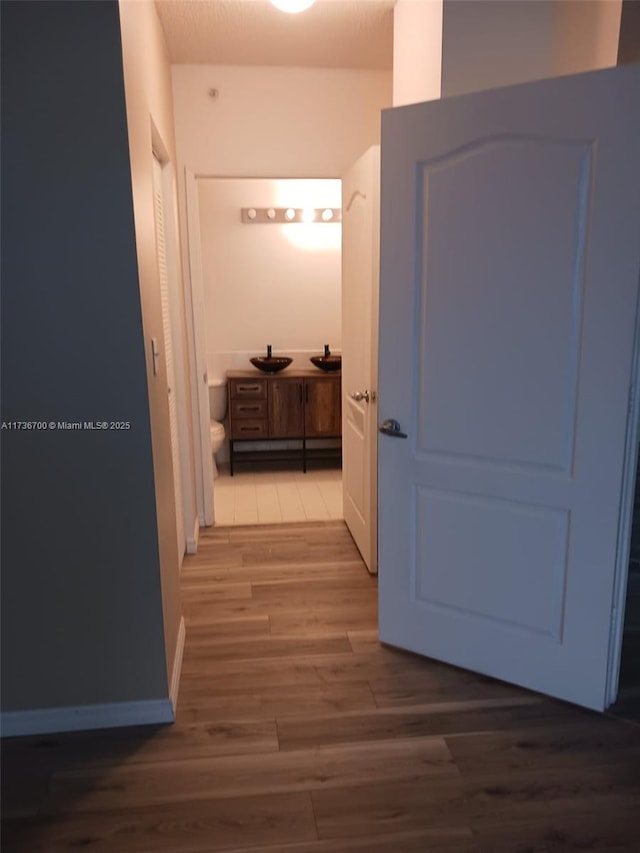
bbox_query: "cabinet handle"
[238,384,261,393]
[305,385,309,404]
[239,426,261,433]
[238,404,260,413]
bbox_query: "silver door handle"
[379,418,407,439]
[351,390,370,403]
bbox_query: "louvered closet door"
[153,155,184,558]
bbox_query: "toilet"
[208,378,227,478]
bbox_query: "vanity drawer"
[230,419,268,439]
[231,399,268,420]
[230,378,267,399]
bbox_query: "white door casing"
[378,66,640,711]
[342,146,381,574]
[153,154,185,562]
[185,170,214,527]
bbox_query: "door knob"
[379,418,407,438]
[351,390,370,403]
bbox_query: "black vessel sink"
[310,355,342,372]
[250,356,293,373]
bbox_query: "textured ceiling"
[154,0,395,69]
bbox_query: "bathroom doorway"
[190,176,344,526]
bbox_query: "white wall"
[198,179,342,378]
[393,0,443,107]
[172,65,391,373]
[172,65,392,179]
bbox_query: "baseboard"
[186,516,199,554]
[169,615,186,714]
[1,697,175,738]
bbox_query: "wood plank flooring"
[2,521,640,852]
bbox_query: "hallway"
[2,522,640,851]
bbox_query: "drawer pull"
[238,405,260,413]
[239,426,261,433]
[238,384,261,392]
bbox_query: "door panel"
[417,138,587,471]
[378,66,640,711]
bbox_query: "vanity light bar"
[241,207,342,224]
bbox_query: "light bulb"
[270,0,316,13]
[285,208,296,221]
[322,209,333,222]
[301,208,316,223]
[247,208,257,220]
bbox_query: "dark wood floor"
[3,521,640,852]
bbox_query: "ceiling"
[154,0,395,70]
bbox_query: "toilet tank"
[208,378,228,421]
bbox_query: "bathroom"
[196,176,345,524]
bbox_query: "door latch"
[379,418,407,438]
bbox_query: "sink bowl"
[250,356,293,373]
[310,355,342,372]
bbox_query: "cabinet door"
[305,375,341,437]
[269,378,304,438]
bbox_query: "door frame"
[606,277,640,704]
[184,170,346,529]
[151,127,198,556]
[184,168,214,527]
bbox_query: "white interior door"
[378,66,640,712]
[342,147,380,574]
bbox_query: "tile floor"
[213,464,343,526]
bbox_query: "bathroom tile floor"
[213,463,343,526]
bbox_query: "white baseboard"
[1,697,175,738]
[186,516,199,554]
[169,615,186,714]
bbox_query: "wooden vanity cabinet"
[269,377,304,437]
[228,377,268,441]
[305,374,341,437]
[227,369,341,474]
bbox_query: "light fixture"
[269,0,316,13]
[241,207,342,224]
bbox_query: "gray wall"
[1,0,168,712]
